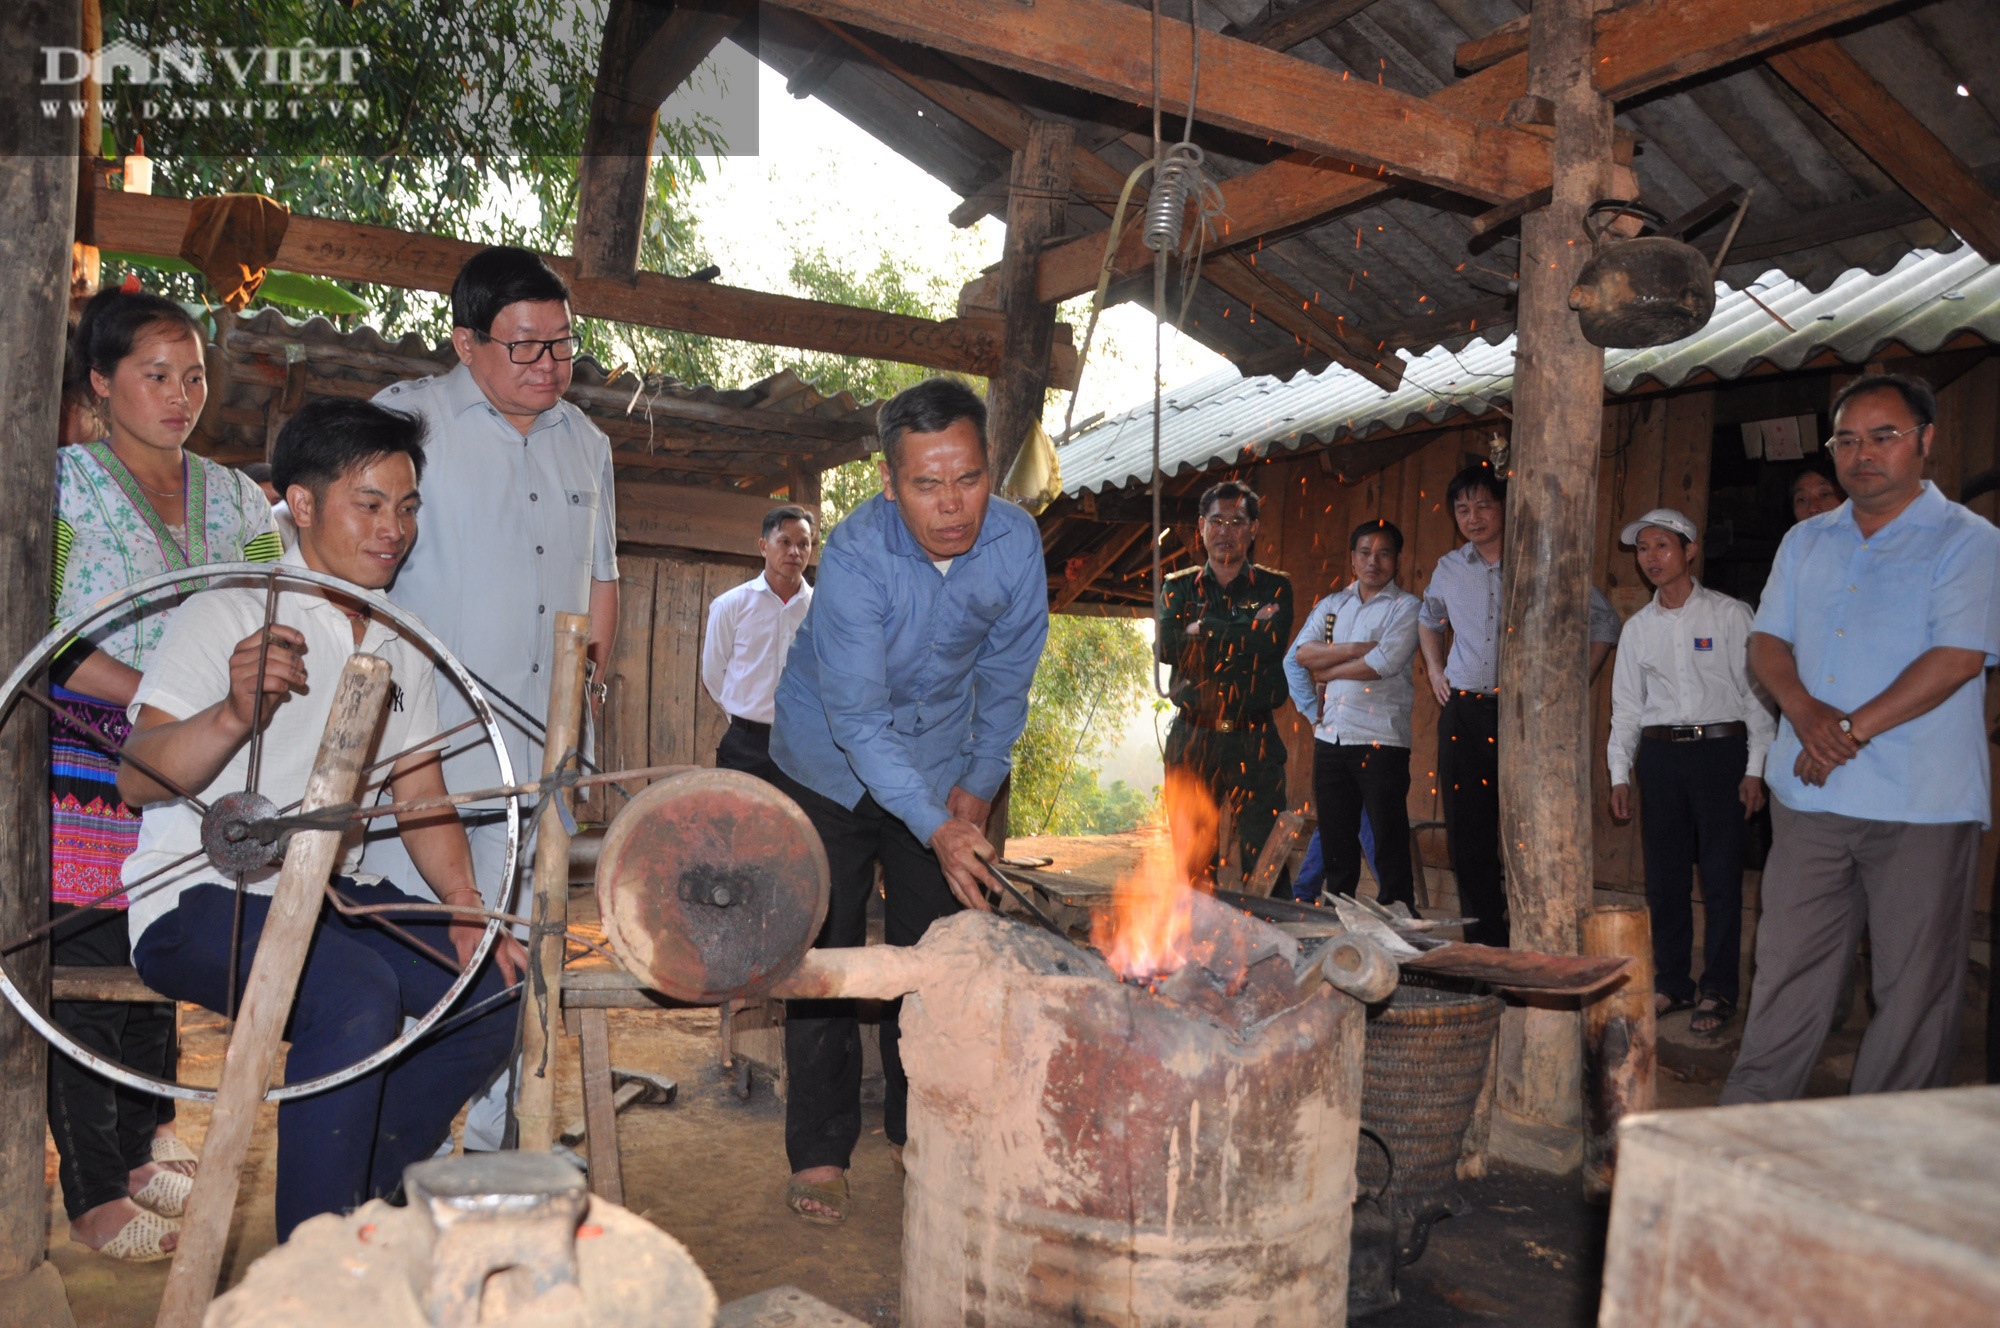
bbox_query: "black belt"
[1641,721,1747,742]
[1449,690,1498,704]
[729,715,771,737]
[1179,708,1272,734]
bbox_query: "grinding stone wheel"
[595,769,831,1004]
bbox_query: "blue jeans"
[133,878,514,1239]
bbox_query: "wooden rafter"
[1050,522,1148,612]
[1223,0,1381,52]
[91,189,1076,387]
[1767,37,2000,263]
[766,0,1553,202]
[1030,0,1910,308]
[575,0,754,280]
[818,20,1402,387]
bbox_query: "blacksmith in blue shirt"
[769,378,1049,1226]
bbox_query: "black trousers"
[46,906,177,1220]
[1438,691,1507,947]
[1635,734,1749,1004]
[772,770,961,1172]
[715,719,774,778]
[1312,741,1414,908]
[1163,716,1289,885]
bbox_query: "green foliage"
[1043,772,1158,836]
[1011,616,1153,838]
[95,0,721,342]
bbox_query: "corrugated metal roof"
[755,0,2000,373]
[1055,246,2000,495]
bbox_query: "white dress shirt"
[123,545,441,943]
[703,572,813,724]
[1607,580,1775,787]
[1283,582,1421,747]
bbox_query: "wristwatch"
[1838,715,1868,746]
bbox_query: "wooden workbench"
[1600,1085,2000,1325]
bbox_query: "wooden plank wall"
[593,547,757,818]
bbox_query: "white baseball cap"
[1619,507,1698,546]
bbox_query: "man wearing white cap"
[1607,507,1774,1038]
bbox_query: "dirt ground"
[40,856,1993,1327]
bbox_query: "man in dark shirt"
[1158,480,1295,883]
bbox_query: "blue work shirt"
[1754,482,2000,827]
[771,491,1050,846]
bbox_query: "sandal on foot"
[92,1209,180,1263]
[152,1135,200,1174]
[131,1168,194,1218]
[1689,995,1735,1037]
[1654,994,1694,1018]
[787,1176,850,1226]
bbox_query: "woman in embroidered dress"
[47,290,279,1262]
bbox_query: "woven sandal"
[787,1175,850,1226]
[131,1168,194,1218]
[92,1208,180,1263]
[152,1134,200,1175]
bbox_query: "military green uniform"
[1158,561,1295,881]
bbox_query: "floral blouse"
[51,443,281,672]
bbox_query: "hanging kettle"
[1567,196,1747,349]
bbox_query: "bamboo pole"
[1583,904,1656,1201]
[513,612,590,1152]
[156,655,393,1328]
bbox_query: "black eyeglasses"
[477,333,580,365]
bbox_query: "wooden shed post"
[1492,0,1616,1174]
[0,3,82,1323]
[984,119,1074,484]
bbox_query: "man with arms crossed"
[702,505,816,776]
[1607,507,1773,1039]
[769,379,1047,1225]
[370,246,619,1148]
[1722,375,2000,1103]
[1418,461,1622,946]
[121,400,523,1239]
[1284,518,1421,909]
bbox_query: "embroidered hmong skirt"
[49,684,140,910]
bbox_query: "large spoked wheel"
[0,561,519,1102]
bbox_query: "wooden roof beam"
[1767,37,2000,263]
[1222,0,1382,52]
[91,189,1076,387]
[766,0,1552,201]
[813,19,1402,387]
[576,0,755,282]
[1033,0,1909,307]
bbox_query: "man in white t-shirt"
[120,399,525,1241]
[702,504,816,776]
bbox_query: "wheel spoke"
[0,845,207,954]
[243,568,282,796]
[225,871,247,1022]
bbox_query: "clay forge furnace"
[774,890,1383,1327]
[595,770,1392,1327]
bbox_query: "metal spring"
[1142,142,1207,254]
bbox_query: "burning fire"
[1091,769,1218,982]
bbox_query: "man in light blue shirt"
[1284,518,1421,907]
[769,378,1048,1225]
[1723,374,2000,1104]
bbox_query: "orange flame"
[1091,769,1218,981]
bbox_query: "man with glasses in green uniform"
[1158,480,1296,884]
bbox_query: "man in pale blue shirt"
[1284,518,1421,907]
[1723,374,2000,1103]
[769,378,1048,1225]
